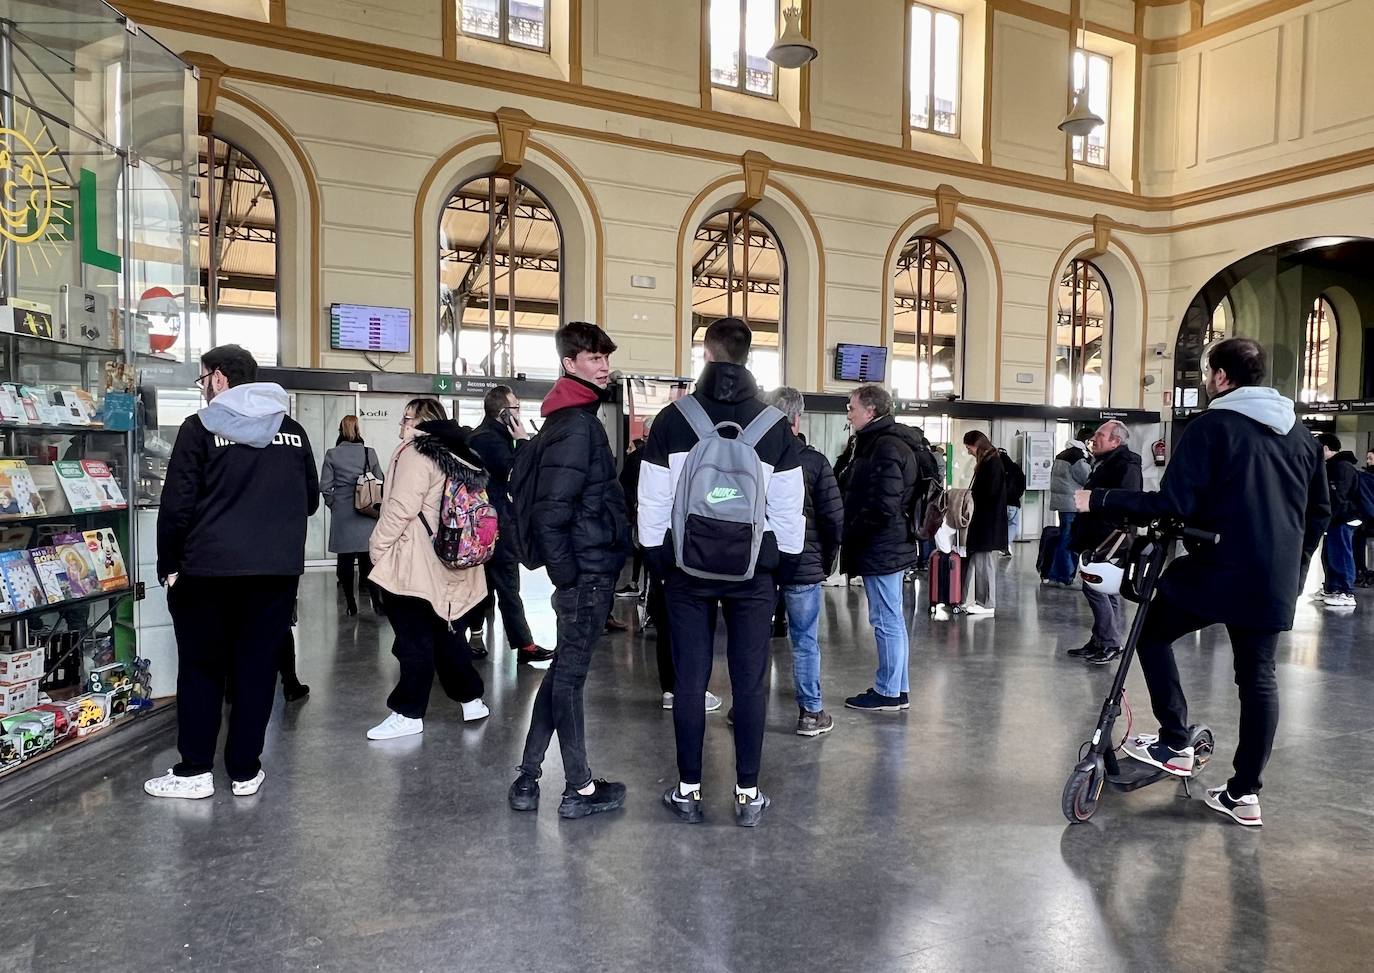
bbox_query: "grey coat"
[321,441,385,554]
[1049,443,1091,512]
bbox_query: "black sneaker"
[558,779,626,819]
[844,688,902,712]
[508,774,539,812]
[796,709,834,737]
[282,681,310,703]
[1086,645,1123,666]
[468,632,488,660]
[899,691,910,710]
[518,645,554,667]
[734,790,771,827]
[1204,785,1262,827]
[1067,640,1102,658]
[662,784,704,823]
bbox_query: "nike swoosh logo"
[706,488,743,505]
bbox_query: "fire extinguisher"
[1153,439,1167,467]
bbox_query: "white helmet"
[1078,531,1131,595]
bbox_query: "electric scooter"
[1061,518,1221,824]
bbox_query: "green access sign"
[432,375,453,394]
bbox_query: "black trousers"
[458,552,534,650]
[665,571,777,789]
[337,553,374,610]
[170,574,299,782]
[649,580,674,693]
[1137,591,1280,796]
[383,592,484,719]
[519,574,616,789]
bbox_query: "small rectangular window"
[909,3,961,137]
[1071,49,1111,168]
[710,0,778,99]
[459,0,548,52]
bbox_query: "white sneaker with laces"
[1324,592,1356,608]
[367,712,423,740]
[461,698,490,721]
[962,604,995,616]
[144,770,213,800]
[662,692,674,710]
[232,770,266,797]
[705,691,723,713]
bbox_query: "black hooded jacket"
[410,419,486,482]
[795,441,844,585]
[1327,450,1360,524]
[839,415,920,576]
[1070,444,1143,554]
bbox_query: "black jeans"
[170,574,299,782]
[665,571,777,789]
[1137,591,1280,795]
[383,592,484,719]
[337,553,374,610]
[519,574,615,789]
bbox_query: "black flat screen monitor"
[834,343,888,383]
[329,303,412,353]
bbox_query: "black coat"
[1326,451,1360,524]
[795,443,844,585]
[839,415,919,575]
[469,416,516,521]
[1070,445,1143,554]
[1095,406,1329,632]
[530,376,630,588]
[966,451,1009,554]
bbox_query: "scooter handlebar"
[1181,526,1220,545]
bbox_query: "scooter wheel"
[1062,765,1103,824]
[1194,728,1215,769]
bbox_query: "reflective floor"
[3,553,1373,972]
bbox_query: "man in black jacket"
[838,385,919,713]
[1068,420,1143,665]
[146,344,319,801]
[640,318,804,827]
[1075,338,1329,827]
[465,385,551,666]
[768,387,843,737]
[509,323,630,821]
[1316,433,1359,608]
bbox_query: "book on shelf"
[54,460,102,513]
[0,550,44,613]
[52,390,91,426]
[0,459,46,518]
[19,386,63,424]
[0,385,25,424]
[83,528,126,592]
[79,460,125,509]
[52,531,98,597]
[27,466,67,515]
[28,546,70,604]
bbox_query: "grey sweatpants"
[963,551,996,609]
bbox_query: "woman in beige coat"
[366,397,490,740]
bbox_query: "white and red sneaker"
[1123,733,1195,777]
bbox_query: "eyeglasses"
[195,371,214,388]
[399,415,416,427]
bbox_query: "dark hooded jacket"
[529,375,629,588]
[1326,450,1360,524]
[795,440,844,585]
[1070,443,1144,554]
[839,415,920,575]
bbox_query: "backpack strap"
[674,395,718,441]
[739,405,784,448]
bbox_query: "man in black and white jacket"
[146,344,319,802]
[639,317,805,827]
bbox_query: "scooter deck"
[1108,752,1200,792]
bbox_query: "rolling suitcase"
[1037,526,1061,580]
[928,550,963,612]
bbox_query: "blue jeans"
[1007,506,1021,546]
[863,572,909,698]
[1050,512,1077,584]
[1324,523,1356,595]
[783,583,823,712]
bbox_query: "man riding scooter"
[1074,337,1329,827]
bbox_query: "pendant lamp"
[767,6,818,68]
[1059,88,1104,138]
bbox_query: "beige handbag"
[354,448,383,518]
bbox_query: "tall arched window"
[892,235,963,399]
[1054,259,1111,407]
[438,175,562,379]
[1206,294,1233,346]
[195,134,280,364]
[690,208,785,389]
[1301,295,1338,403]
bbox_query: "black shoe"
[844,688,902,712]
[518,645,554,666]
[662,784,704,823]
[771,618,789,639]
[1086,645,1123,666]
[734,790,771,827]
[468,632,487,658]
[1067,640,1102,658]
[344,604,358,617]
[558,778,627,819]
[509,774,540,812]
[899,691,910,710]
[282,682,310,703]
[604,616,629,634]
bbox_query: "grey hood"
[1207,385,1296,435]
[199,382,289,448]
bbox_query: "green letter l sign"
[79,168,122,273]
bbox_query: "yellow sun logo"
[0,108,71,276]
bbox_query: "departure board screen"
[834,343,888,382]
[330,304,412,353]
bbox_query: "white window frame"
[908,2,962,138]
[458,0,551,53]
[1071,48,1111,169]
[710,0,779,100]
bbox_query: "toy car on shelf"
[30,702,74,742]
[86,662,128,695]
[0,732,21,769]
[74,693,109,736]
[1,712,54,755]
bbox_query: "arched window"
[690,208,785,389]
[1301,295,1338,403]
[1206,294,1233,346]
[892,235,963,399]
[195,134,280,364]
[1053,259,1111,407]
[438,175,562,379]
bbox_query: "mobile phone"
[500,407,516,428]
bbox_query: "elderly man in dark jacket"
[1068,420,1143,664]
[1076,338,1329,827]
[768,387,843,737]
[509,322,630,822]
[1316,433,1360,607]
[838,384,919,713]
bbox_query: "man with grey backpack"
[638,318,805,827]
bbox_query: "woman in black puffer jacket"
[959,430,1007,615]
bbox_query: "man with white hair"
[1067,420,1142,665]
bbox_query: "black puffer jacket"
[839,415,919,575]
[795,442,844,585]
[1327,450,1360,524]
[530,376,630,588]
[966,450,1009,554]
[1070,444,1143,553]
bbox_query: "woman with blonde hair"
[320,414,386,615]
[366,398,490,740]
[959,429,1007,616]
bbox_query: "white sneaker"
[461,698,490,722]
[962,604,995,616]
[705,691,723,713]
[232,770,266,797]
[662,692,674,710]
[367,712,423,740]
[144,770,213,800]
[1323,592,1356,608]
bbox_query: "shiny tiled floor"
[3,553,1373,972]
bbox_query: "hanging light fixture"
[767,6,818,68]
[1059,22,1103,138]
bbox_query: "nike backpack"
[670,396,784,582]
